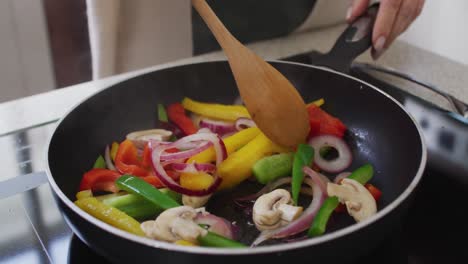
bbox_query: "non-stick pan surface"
[47,60,426,263]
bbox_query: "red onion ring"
[308,135,352,173]
[235,117,256,131]
[171,162,216,174]
[199,118,236,136]
[195,213,235,239]
[150,133,227,196]
[334,171,352,184]
[104,145,116,171]
[251,166,327,246]
[160,141,211,161]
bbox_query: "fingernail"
[374,36,386,52]
[346,7,353,21]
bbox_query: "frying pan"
[46,5,426,264]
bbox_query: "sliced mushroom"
[141,206,207,243]
[182,194,211,208]
[126,129,172,148]
[327,178,377,222]
[252,189,303,231]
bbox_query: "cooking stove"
[1,51,467,264]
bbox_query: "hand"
[347,0,425,59]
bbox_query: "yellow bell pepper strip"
[75,197,145,236]
[175,240,198,246]
[188,127,260,164]
[76,189,93,200]
[307,98,325,108]
[217,133,290,190]
[110,142,119,161]
[180,172,215,190]
[181,97,251,121]
[183,97,323,122]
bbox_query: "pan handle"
[316,3,379,73]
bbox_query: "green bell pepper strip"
[292,144,314,205]
[198,230,247,248]
[347,163,374,185]
[100,189,182,220]
[308,163,374,237]
[158,103,168,122]
[93,155,106,169]
[115,175,246,247]
[253,153,294,184]
[308,197,340,237]
[115,175,180,209]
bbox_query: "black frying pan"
[46,5,426,264]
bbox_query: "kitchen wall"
[0,0,55,104]
[400,0,468,65]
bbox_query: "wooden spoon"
[192,0,309,147]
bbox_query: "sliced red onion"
[308,135,352,173]
[150,133,227,196]
[160,121,185,138]
[160,141,212,161]
[235,117,256,131]
[171,162,216,174]
[251,167,327,246]
[334,172,352,184]
[104,145,116,171]
[195,213,235,239]
[199,118,236,136]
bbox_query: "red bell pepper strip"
[79,169,121,193]
[167,103,197,135]
[115,140,150,176]
[307,104,347,138]
[365,183,382,201]
[79,168,165,192]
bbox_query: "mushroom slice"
[182,194,211,208]
[126,129,172,148]
[253,189,303,231]
[327,178,377,222]
[141,206,207,243]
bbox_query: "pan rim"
[45,59,427,255]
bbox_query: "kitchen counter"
[1,23,467,136]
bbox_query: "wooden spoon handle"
[191,0,240,52]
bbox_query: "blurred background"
[0,0,466,103]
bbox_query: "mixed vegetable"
[75,97,382,248]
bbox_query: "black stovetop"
[1,51,467,264]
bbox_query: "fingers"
[372,0,424,59]
[347,0,371,22]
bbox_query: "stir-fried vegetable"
[307,104,346,138]
[253,153,294,184]
[217,132,290,190]
[167,103,198,135]
[93,155,106,169]
[198,230,246,248]
[181,97,251,121]
[307,163,375,237]
[158,103,169,122]
[188,127,260,164]
[75,197,145,236]
[291,144,314,205]
[74,97,384,248]
[116,175,180,210]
